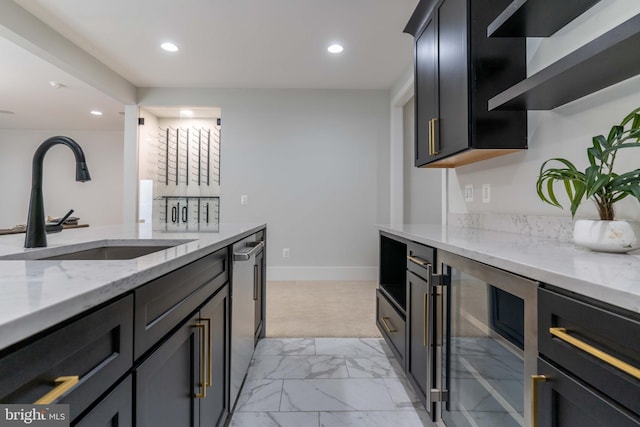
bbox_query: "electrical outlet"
[240,195,248,205]
[482,184,491,203]
[464,185,474,202]
[283,248,290,258]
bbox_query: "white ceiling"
[2,0,418,130]
[0,36,125,130]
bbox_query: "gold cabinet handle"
[428,118,439,156]
[407,255,430,267]
[380,316,396,333]
[428,119,433,155]
[201,317,212,387]
[194,322,207,398]
[531,375,547,427]
[34,375,79,404]
[549,327,640,379]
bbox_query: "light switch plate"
[240,195,248,205]
[464,185,473,202]
[482,184,490,203]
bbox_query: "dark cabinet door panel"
[200,286,230,427]
[537,358,640,427]
[376,290,406,364]
[73,375,132,427]
[436,0,468,160]
[135,312,200,427]
[415,13,438,166]
[407,270,428,397]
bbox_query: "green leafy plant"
[536,107,640,220]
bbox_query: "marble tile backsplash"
[448,212,574,242]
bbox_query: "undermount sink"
[0,239,194,261]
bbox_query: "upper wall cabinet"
[405,0,527,168]
[487,1,640,111]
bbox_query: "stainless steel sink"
[0,239,194,260]
[38,245,176,260]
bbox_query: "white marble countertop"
[379,224,640,314]
[0,223,265,349]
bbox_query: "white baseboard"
[267,266,377,281]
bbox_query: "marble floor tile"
[248,355,348,379]
[319,410,435,427]
[229,411,320,427]
[383,377,425,410]
[232,338,434,426]
[280,378,397,411]
[345,355,404,378]
[254,338,316,356]
[315,338,389,356]
[234,379,283,412]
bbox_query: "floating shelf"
[488,14,640,111]
[487,0,602,37]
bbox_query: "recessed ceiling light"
[49,81,66,89]
[90,110,103,116]
[327,43,344,54]
[180,109,193,117]
[0,110,15,115]
[161,42,179,52]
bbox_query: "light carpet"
[265,281,382,338]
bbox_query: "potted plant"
[536,106,640,252]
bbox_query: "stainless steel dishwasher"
[230,237,264,408]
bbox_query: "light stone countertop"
[379,224,640,314]
[0,223,265,349]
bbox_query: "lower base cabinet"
[74,375,132,427]
[536,287,640,426]
[537,358,640,427]
[135,285,229,427]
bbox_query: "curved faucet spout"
[25,136,91,248]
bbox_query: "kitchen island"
[0,223,266,427]
[0,222,265,349]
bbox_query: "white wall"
[449,1,640,221]
[137,88,390,280]
[402,97,442,224]
[0,129,124,229]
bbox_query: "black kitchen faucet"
[24,136,91,248]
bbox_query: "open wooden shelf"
[487,0,601,37]
[488,14,640,111]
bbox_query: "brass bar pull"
[253,264,259,301]
[431,118,439,155]
[194,323,207,398]
[428,119,433,155]
[34,376,79,404]
[201,317,213,387]
[423,292,428,347]
[380,317,396,333]
[531,375,547,427]
[549,327,640,379]
[407,255,430,267]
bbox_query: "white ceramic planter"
[573,219,640,253]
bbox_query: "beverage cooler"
[438,251,538,427]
